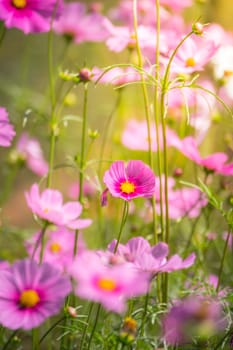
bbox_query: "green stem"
[160,30,194,304]
[39,223,48,264]
[216,227,232,292]
[114,201,129,253]
[78,83,89,204]
[2,330,17,350]
[80,302,94,350]
[133,0,157,244]
[47,27,57,188]
[40,316,66,345]
[87,304,101,350]
[154,0,164,244]
[32,328,39,350]
[139,291,149,337]
[0,24,6,48]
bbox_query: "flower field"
[0,0,233,349]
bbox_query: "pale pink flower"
[103,160,155,201]
[165,35,219,74]
[0,259,71,330]
[25,183,92,229]
[160,0,193,12]
[26,227,86,272]
[53,2,110,43]
[121,119,178,151]
[67,181,96,200]
[16,132,48,176]
[0,0,62,34]
[94,66,141,86]
[0,107,15,147]
[70,250,149,313]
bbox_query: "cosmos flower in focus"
[25,183,92,229]
[103,160,155,201]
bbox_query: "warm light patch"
[12,0,27,8]
[19,289,40,308]
[43,208,49,213]
[97,278,117,292]
[120,181,135,194]
[185,57,196,67]
[50,242,62,253]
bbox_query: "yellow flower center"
[19,289,40,308]
[120,181,135,194]
[185,57,196,67]
[50,242,62,253]
[12,0,27,8]
[97,278,117,292]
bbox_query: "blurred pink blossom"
[25,183,92,230]
[16,132,48,176]
[0,107,15,147]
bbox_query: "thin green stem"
[160,30,194,304]
[79,83,89,204]
[114,201,129,253]
[32,328,39,350]
[139,291,149,337]
[2,330,17,350]
[80,302,94,350]
[87,303,101,350]
[40,316,66,345]
[154,0,164,244]
[133,0,157,244]
[0,24,6,48]
[39,223,49,264]
[216,227,232,292]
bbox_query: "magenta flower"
[16,132,48,176]
[25,183,92,230]
[0,0,62,34]
[70,250,149,313]
[0,259,71,330]
[0,107,15,147]
[103,160,155,201]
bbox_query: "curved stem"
[0,24,6,48]
[40,316,66,344]
[216,227,232,292]
[114,201,129,253]
[139,291,149,337]
[2,330,17,350]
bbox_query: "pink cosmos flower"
[109,237,195,277]
[164,35,219,75]
[0,0,62,34]
[26,227,86,272]
[0,259,71,330]
[160,0,193,12]
[103,160,155,201]
[0,107,15,147]
[68,181,96,200]
[25,183,92,229]
[16,132,48,176]
[93,66,141,86]
[70,250,149,313]
[171,136,233,176]
[53,2,110,43]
